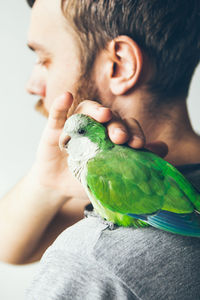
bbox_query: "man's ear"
[107,36,143,95]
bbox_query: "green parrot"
[59,113,200,237]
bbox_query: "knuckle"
[79,99,91,106]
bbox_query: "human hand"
[74,99,168,158]
[31,92,168,200]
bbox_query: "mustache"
[34,99,49,117]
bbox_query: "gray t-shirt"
[26,164,200,300]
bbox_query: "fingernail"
[114,127,124,134]
[113,128,127,138]
[56,93,66,100]
[97,107,108,112]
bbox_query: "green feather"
[87,146,195,214]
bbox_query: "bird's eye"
[78,129,85,135]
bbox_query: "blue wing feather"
[128,210,200,237]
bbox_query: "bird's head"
[59,114,114,153]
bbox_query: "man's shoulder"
[28,216,139,300]
[44,215,200,300]
[45,214,110,256]
[49,213,200,255]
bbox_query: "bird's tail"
[146,210,200,237]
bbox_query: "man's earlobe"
[107,36,143,95]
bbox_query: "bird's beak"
[59,132,71,151]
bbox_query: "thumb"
[47,92,73,131]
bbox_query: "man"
[0,0,169,264]
[1,0,200,298]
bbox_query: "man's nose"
[26,65,46,98]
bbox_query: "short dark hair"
[28,0,200,102]
[62,0,200,102]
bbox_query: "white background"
[0,1,200,300]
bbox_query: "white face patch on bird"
[59,114,101,180]
[63,114,89,138]
[59,114,90,151]
[59,113,114,155]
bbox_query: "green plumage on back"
[87,146,195,225]
[60,114,200,237]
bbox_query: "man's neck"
[112,93,200,166]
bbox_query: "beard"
[67,72,101,118]
[35,99,49,117]
[34,71,101,119]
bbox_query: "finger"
[75,100,112,123]
[48,92,73,130]
[107,121,129,144]
[124,118,145,148]
[146,141,169,158]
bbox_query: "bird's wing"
[86,145,195,216]
[163,163,200,212]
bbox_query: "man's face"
[27,0,98,115]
